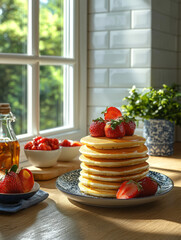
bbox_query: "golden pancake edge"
[80,144,148,159]
[80,162,149,176]
[80,135,146,149]
[80,168,149,182]
[79,154,149,167]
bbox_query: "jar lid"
[0,103,11,114]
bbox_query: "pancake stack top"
[78,135,149,198]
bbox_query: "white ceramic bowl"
[58,141,81,161]
[24,148,62,168]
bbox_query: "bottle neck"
[0,113,17,141]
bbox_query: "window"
[0,0,87,160]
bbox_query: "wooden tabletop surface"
[0,143,181,240]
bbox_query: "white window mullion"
[27,64,40,136]
[28,0,39,137]
[28,0,39,56]
[63,0,70,128]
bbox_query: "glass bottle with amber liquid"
[0,103,20,171]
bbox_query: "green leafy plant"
[122,84,181,126]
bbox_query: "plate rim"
[56,169,174,205]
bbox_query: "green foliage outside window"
[0,0,64,135]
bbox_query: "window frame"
[0,0,87,162]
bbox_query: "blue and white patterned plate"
[56,169,174,207]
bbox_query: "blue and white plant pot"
[143,119,175,156]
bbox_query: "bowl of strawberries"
[58,139,82,161]
[24,136,62,168]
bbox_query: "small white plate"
[56,170,174,207]
[0,182,40,204]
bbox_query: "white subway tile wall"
[110,0,151,11]
[131,49,151,68]
[88,69,109,87]
[89,12,131,31]
[87,0,181,140]
[151,0,181,141]
[110,29,151,48]
[89,49,130,68]
[152,30,177,51]
[109,68,151,87]
[89,0,109,13]
[132,10,151,29]
[89,32,109,49]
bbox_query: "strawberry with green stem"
[122,115,136,136]
[104,119,125,139]
[0,165,23,193]
[89,117,106,137]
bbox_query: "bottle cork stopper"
[0,103,11,114]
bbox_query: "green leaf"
[122,84,181,126]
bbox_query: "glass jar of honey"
[0,103,20,171]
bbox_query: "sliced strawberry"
[33,136,43,146]
[138,177,158,197]
[116,180,141,199]
[89,117,106,137]
[60,139,72,147]
[122,116,136,136]
[24,141,33,150]
[71,141,82,147]
[18,168,34,193]
[103,107,122,121]
[104,119,125,139]
[37,142,50,150]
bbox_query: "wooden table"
[0,144,181,240]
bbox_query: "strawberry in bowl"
[58,139,82,161]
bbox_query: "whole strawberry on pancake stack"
[78,107,150,198]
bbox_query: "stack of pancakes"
[78,135,149,198]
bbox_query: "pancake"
[79,154,149,167]
[79,175,121,189]
[80,162,149,176]
[79,133,149,198]
[79,144,148,159]
[80,135,146,149]
[80,168,149,182]
[78,182,117,197]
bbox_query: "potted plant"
[122,84,181,156]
